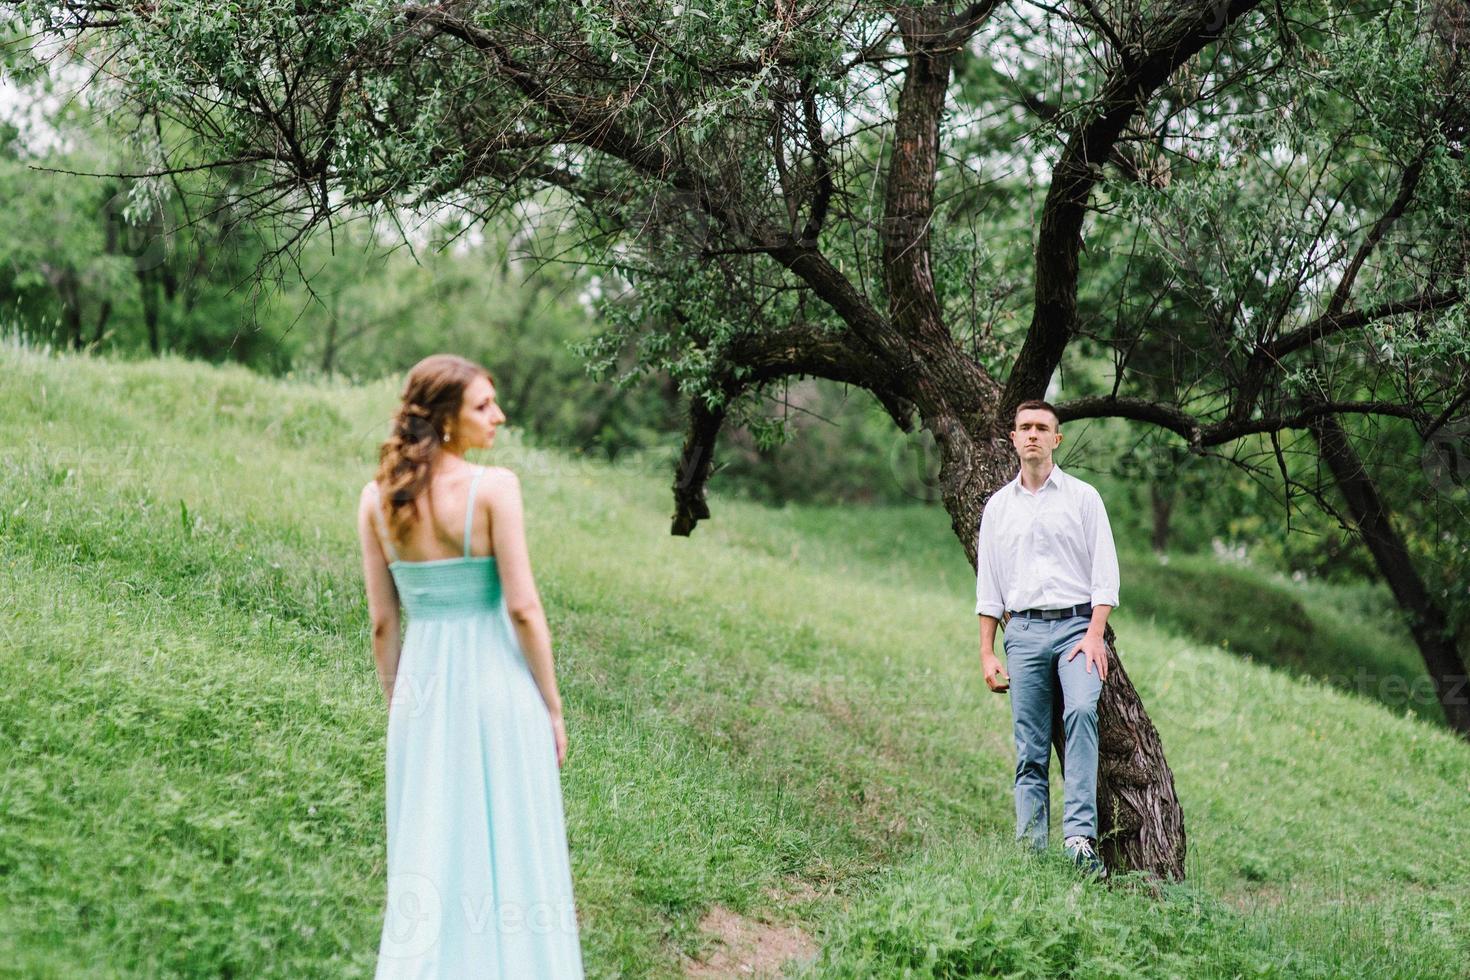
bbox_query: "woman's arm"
[485,468,567,766]
[358,483,402,704]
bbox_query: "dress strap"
[463,466,486,558]
[367,482,400,563]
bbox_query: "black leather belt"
[1010,602,1092,621]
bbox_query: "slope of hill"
[1,344,1466,977]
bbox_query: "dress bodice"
[370,466,503,620]
[388,557,503,620]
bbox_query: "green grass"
[1,345,1467,978]
[1122,553,1443,725]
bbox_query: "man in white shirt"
[976,399,1120,876]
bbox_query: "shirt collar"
[1013,463,1064,495]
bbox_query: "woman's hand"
[549,712,568,768]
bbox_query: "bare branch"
[668,317,917,534]
[1263,289,1463,362]
[1057,394,1437,446]
[1074,0,1132,68]
[27,152,294,180]
[1326,156,1427,318]
[1221,145,1445,424]
[798,79,833,245]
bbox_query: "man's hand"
[981,651,1010,693]
[1067,632,1109,681]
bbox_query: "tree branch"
[948,0,1009,46]
[1230,149,1438,420]
[405,6,921,384]
[881,6,994,345]
[1326,156,1427,318]
[798,79,833,246]
[1075,0,1132,68]
[668,318,917,534]
[1263,289,1463,362]
[1057,394,1437,446]
[1003,0,1266,414]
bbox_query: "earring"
[442,431,451,444]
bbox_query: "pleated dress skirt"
[375,557,583,978]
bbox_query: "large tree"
[13,0,1470,876]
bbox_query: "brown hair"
[375,354,493,543]
[1012,399,1060,428]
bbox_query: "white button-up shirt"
[975,464,1120,618]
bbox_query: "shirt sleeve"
[975,502,1006,619]
[1084,488,1120,609]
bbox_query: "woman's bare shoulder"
[478,466,522,501]
[353,480,374,520]
[479,465,520,484]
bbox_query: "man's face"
[1010,408,1062,465]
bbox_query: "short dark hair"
[1012,399,1060,428]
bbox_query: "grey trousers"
[1004,613,1103,847]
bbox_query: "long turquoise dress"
[368,467,583,978]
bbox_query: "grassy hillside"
[1,343,1466,978]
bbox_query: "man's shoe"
[1064,835,1107,878]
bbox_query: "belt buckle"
[1041,608,1062,621]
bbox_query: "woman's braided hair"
[374,354,493,544]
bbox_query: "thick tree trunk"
[1312,415,1470,737]
[1094,627,1188,877]
[935,416,1189,880]
[1046,625,1187,878]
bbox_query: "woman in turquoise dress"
[356,354,583,978]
